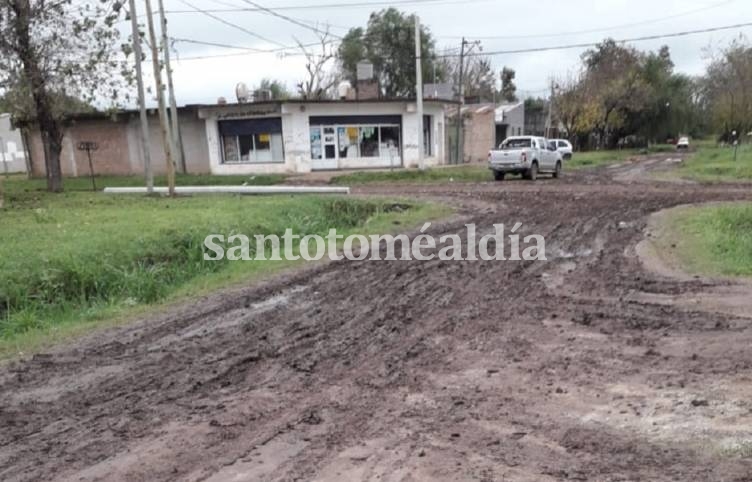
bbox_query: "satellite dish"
[236,82,250,103]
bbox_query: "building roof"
[496,101,524,114]
[13,97,458,126]
[186,97,458,110]
[495,102,524,124]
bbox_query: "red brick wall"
[28,118,132,177]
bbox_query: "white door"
[540,138,555,170]
[311,127,338,170]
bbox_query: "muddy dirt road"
[2,155,752,481]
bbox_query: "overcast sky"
[129,0,752,106]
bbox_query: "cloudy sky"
[128,0,752,106]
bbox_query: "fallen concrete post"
[103,185,350,195]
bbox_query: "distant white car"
[549,139,573,160]
[676,137,690,150]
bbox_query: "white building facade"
[0,113,28,174]
[196,99,450,175]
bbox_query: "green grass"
[3,173,286,194]
[671,144,752,182]
[0,183,449,357]
[330,165,490,185]
[329,149,651,185]
[661,203,752,277]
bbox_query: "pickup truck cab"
[488,136,562,181]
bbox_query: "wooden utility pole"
[157,0,185,173]
[128,0,154,194]
[144,0,176,196]
[415,15,425,171]
[454,37,466,165]
[546,79,554,138]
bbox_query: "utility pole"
[144,0,176,196]
[545,79,554,138]
[158,0,185,174]
[454,37,466,165]
[128,0,153,194]
[415,15,425,171]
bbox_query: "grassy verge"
[330,165,489,185]
[656,203,752,277]
[0,188,449,358]
[4,173,286,194]
[329,148,663,185]
[669,144,752,182]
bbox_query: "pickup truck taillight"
[521,152,527,163]
[488,152,492,161]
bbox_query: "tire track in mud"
[2,159,752,481]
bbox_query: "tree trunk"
[12,0,64,193]
[44,131,64,192]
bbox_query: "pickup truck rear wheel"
[525,162,538,181]
[493,171,505,181]
[553,161,562,179]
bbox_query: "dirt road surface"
[2,155,752,481]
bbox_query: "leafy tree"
[579,39,651,148]
[256,78,291,100]
[500,66,517,103]
[0,0,126,192]
[631,47,699,142]
[338,8,441,97]
[701,37,752,141]
[553,74,587,141]
[437,52,495,103]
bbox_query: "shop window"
[222,135,240,162]
[310,128,322,160]
[219,118,283,164]
[309,121,402,163]
[338,126,361,158]
[359,127,380,158]
[379,126,400,160]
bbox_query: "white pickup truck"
[488,136,563,181]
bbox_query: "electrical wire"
[175,0,289,48]
[161,0,489,15]
[437,0,740,40]
[235,0,344,39]
[438,21,752,58]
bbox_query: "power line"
[206,0,351,30]
[235,0,344,39]
[170,38,339,61]
[171,37,329,54]
[438,0,739,40]
[161,0,488,14]
[175,0,289,48]
[437,21,752,58]
[171,37,269,52]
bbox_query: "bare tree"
[295,30,338,100]
[0,0,127,192]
